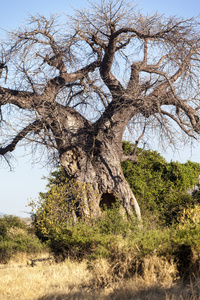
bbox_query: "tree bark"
[59,128,141,220]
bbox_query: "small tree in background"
[0,215,45,263]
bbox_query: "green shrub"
[97,201,130,235]
[0,240,15,263]
[0,215,45,263]
[0,215,26,229]
[0,222,7,239]
[37,143,200,227]
[30,187,200,279]
[0,215,26,242]
[122,142,200,225]
[31,197,123,260]
[29,142,200,279]
[178,205,200,229]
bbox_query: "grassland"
[1,253,200,300]
[1,208,200,299]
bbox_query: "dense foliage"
[122,142,200,224]
[32,143,200,228]
[0,215,45,263]
[2,146,200,280]
[30,199,200,279]
[27,143,200,280]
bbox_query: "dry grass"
[3,252,51,266]
[0,258,93,300]
[0,254,200,300]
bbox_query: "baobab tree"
[1,0,200,220]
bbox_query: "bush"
[0,215,45,263]
[31,197,126,260]
[97,200,131,235]
[0,222,7,239]
[0,215,26,241]
[0,215,26,229]
[178,205,200,229]
[122,142,200,225]
[32,144,200,228]
[30,188,200,279]
[28,142,200,279]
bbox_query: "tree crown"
[1,0,200,164]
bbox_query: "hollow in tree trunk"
[59,130,141,220]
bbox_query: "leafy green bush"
[0,222,7,239]
[97,201,130,235]
[122,142,200,225]
[36,143,200,227]
[0,215,26,242]
[29,142,200,279]
[0,215,26,228]
[30,194,125,260]
[31,186,200,278]
[0,215,45,263]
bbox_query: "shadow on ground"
[37,283,200,300]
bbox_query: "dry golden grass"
[0,254,200,300]
[3,252,51,266]
[0,258,93,300]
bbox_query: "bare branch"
[1,0,200,165]
[161,109,197,139]
[121,124,146,162]
[0,119,44,155]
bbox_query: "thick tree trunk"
[59,133,141,221]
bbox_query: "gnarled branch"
[0,119,45,156]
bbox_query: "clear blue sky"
[0,0,200,217]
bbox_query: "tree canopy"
[122,141,200,224]
[1,0,200,218]
[1,0,200,160]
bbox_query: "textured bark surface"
[59,125,141,220]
